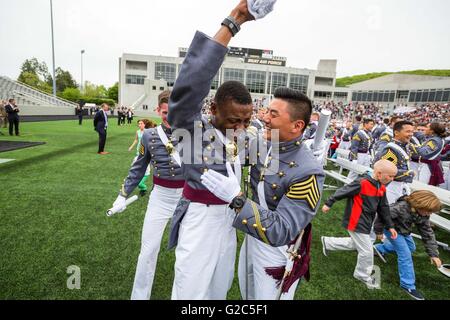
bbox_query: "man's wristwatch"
[221,16,241,37]
[229,195,246,212]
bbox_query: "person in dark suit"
[76,105,84,125]
[5,99,20,136]
[94,103,110,155]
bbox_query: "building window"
[436,90,443,102]
[289,74,308,94]
[126,74,146,85]
[409,91,416,102]
[442,89,450,102]
[211,72,220,90]
[268,72,287,94]
[429,90,436,102]
[152,86,156,90]
[155,62,177,86]
[126,61,147,71]
[223,68,244,83]
[389,91,395,102]
[246,70,266,94]
[334,92,348,98]
[314,91,332,99]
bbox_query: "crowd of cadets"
[311,106,450,190]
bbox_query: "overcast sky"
[1,0,449,87]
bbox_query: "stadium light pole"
[50,0,57,97]
[81,50,85,93]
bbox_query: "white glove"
[200,162,241,204]
[112,195,127,214]
[247,0,277,20]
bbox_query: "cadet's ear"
[294,119,306,134]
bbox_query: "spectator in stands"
[374,190,442,301]
[94,103,110,155]
[329,128,342,158]
[5,99,20,136]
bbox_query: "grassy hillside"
[336,70,450,87]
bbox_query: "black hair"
[355,116,362,122]
[214,81,252,107]
[363,118,374,125]
[394,120,414,133]
[383,118,390,125]
[274,87,312,125]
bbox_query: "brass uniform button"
[242,220,248,225]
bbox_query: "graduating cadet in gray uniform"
[303,112,319,140]
[374,121,415,204]
[201,88,325,300]
[340,120,353,150]
[373,116,401,154]
[410,122,446,186]
[372,118,389,141]
[347,118,375,181]
[166,0,275,300]
[250,107,266,131]
[112,91,185,300]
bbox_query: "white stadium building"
[119,46,450,117]
[118,47,350,116]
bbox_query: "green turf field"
[0,119,449,300]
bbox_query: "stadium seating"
[0,75,77,108]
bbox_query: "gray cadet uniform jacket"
[374,198,439,258]
[234,137,325,247]
[410,135,445,161]
[120,125,184,197]
[374,140,414,183]
[349,129,373,161]
[374,128,394,154]
[167,31,241,248]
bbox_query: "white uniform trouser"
[348,153,372,181]
[410,162,420,181]
[386,181,410,205]
[131,185,183,300]
[323,231,373,282]
[132,156,150,176]
[417,163,431,185]
[238,236,299,300]
[171,203,237,300]
[340,141,351,150]
[441,162,450,190]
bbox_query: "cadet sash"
[387,142,411,170]
[157,125,182,167]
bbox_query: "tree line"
[17,57,118,106]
